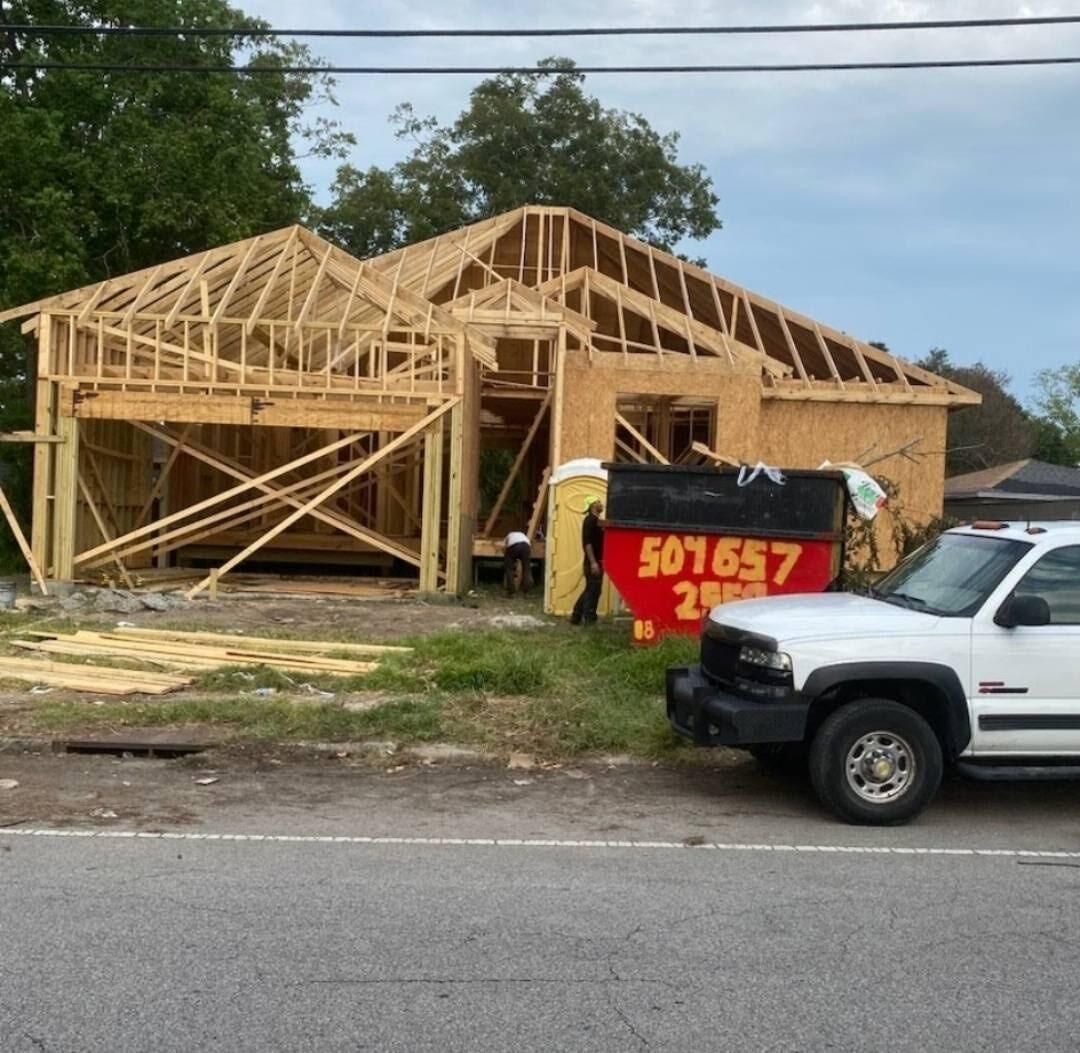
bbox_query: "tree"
[319,58,721,259]
[915,349,1035,476]
[1032,363,1080,466]
[0,0,349,560]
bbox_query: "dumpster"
[602,464,848,644]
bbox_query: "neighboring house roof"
[945,459,1080,501]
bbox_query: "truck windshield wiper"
[883,591,936,613]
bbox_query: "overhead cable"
[6,15,1080,38]
[2,57,1079,74]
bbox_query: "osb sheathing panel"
[559,360,617,463]
[558,350,762,463]
[759,400,949,563]
[714,377,763,463]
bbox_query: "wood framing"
[1,207,979,591]
[0,484,47,594]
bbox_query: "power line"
[5,15,1080,38]
[2,57,1079,75]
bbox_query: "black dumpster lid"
[600,462,849,541]
[602,463,847,482]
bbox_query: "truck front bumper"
[665,665,809,747]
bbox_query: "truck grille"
[700,621,793,700]
[701,631,740,686]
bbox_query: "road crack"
[609,1001,650,1048]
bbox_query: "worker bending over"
[503,530,533,597]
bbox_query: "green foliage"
[319,58,720,258]
[0,0,351,536]
[479,448,523,523]
[842,477,956,589]
[915,348,1035,475]
[916,350,1080,471]
[1032,364,1080,467]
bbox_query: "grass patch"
[30,695,447,742]
[194,665,307,693]
[363,631,553,696]
[0,612,33,635]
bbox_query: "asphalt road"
[2,757,1080,1051]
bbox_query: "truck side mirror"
[995,594,1051,629]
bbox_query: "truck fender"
[800,662,971,757]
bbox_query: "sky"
[243,0,1080,404]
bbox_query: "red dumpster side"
[605,526,840,644]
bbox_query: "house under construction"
[0,206,979,596]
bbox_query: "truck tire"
[809,699,943,825]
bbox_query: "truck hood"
[707,592,943,644]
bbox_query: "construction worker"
[503,529,533,597]
[570,496,604,625]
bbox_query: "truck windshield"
[871,533,1031,617]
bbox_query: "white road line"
[1,827,1079,858]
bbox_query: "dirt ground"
[0,741,759,834]
[17,590,540,639]
[5,743,1080,845]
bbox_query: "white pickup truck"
[666,522,1080,825]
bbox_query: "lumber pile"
[108,627,410,656]
[13,629,399,675]
[80,570,418,600]
[0,656,190,696]
[222,577,415,599]
[0,628,404,695]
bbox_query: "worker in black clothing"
[570,496,604,625]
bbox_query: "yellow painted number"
[683,535,708,576]
[633,618,657,642]
[660,536,685,576]
[674,581,700,621]
[771,542,803,586]
[638,536,662,578]
[711,537,741,578]
[740,538,767,582]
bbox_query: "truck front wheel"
[809,700,943,825]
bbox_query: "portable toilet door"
[544,459,618,618]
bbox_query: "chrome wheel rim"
[845,731,915,803]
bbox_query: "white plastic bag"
[736,462,786,488]
[821,461,887,520]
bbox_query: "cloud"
[257,0,1080,172]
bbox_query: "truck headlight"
[738,646,792,673]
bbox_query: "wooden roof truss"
[7,227,494,406]
[369,205,977,406]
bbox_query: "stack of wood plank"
[222,577,415,599]
[12,628,408,676]
[0,656,190,696]
[79,570,418,600]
